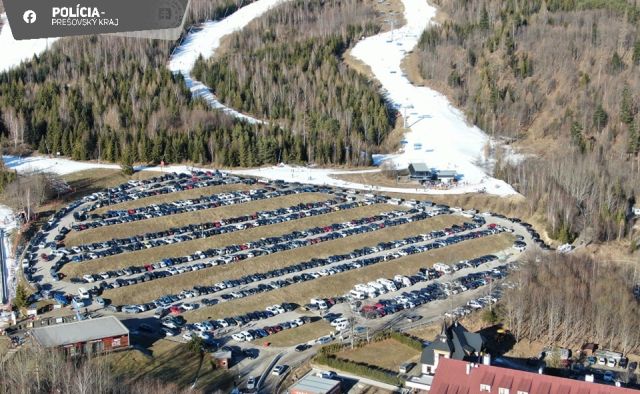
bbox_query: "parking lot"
[18,169,539,391]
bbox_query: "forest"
[192,0,395,165]
[502,252,640,354]
[0,0,392,167]
[415,0,640,242]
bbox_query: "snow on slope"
[0,13,59,73]
[3,155,120,175]
[350,0,517,196]
[168,0,292,124]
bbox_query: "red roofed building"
[426,358,636,394]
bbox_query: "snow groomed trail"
[168,0,294,124]
[350,0,517,196]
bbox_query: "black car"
[294,344,310,352]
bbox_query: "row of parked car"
[73,186,300,231]
[76,207,420,286]
[359,265,509,319]
[65,196,352,262]
[82,170,241,212]
[173,221,508,333]
[349,254,499,300]
[491,213,553,251]
[113,209,447,310]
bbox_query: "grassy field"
[101,338,232,391]
[251,320,334,348]
[183,233,515,322]
[406,324,441,342]
[92,183,256,215]
[336,338,420,371]
[104,214,464,305]
[61,204,404,278]
[65,192,329,246]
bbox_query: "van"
[350,290,366,300]
[78,287,90,300]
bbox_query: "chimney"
[483,354,491,366]
[466,363,472,375]
[615,381,621,387]
[585,374,594,383]
[538,366,544,375]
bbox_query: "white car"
[231,333,246,342]
[182,332,194,341]
[246,376,256,390]
[272,365,287,376]
[77,287,90,300]
[182,303,197,311]
[241,331,254,341]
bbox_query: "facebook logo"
[159,8,172,20]
[23,10,37,24]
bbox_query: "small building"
[409,163,431,180]
[289,375,341,394]
[212,350,232,369]
[420,321,484,375]
[31,316,129,356]
[434,170,458,183]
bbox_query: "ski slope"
[168,0,293,124]
[351,0,516,196]
[0,13,59,73]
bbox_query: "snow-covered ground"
[168,0,293,124]
[0,206,17,304]
[350,0,517,196]
[0,13,59,73]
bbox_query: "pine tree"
[633,40,640,66]
[479,6,490,30]
[627,122,639,155]
[621,85,635,125]
[14,284,28,309]
[120,146,135,176]
[592,104,609,131]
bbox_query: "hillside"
[412,0,640,243]
[192,0,395,165]
[0,0,393,167]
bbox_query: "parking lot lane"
[182,232,514,322]
[92,182,256,215]
[60,204,403,278]
[65,192,329,246]
[103,214,464,305]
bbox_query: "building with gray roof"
[31,316,130,356]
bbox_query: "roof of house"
[290,375,341,394]
[213,350,232,360]
[31,316,129,347]
[431,358,638,394]
[409,163,431,173]
[421,322,484,365]
[435,170,458,177]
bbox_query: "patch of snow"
[3,155,120,175]
[350,0,517,196]
[168,0,292,124]
[0,205,17,305]
[230,165,511,195]
[0,13,59,73]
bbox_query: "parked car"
[272,365,287,376]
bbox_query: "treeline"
[0,346,211,394]
[193,0,395,165]
[502,253,640,354]
[417,0,640,242]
